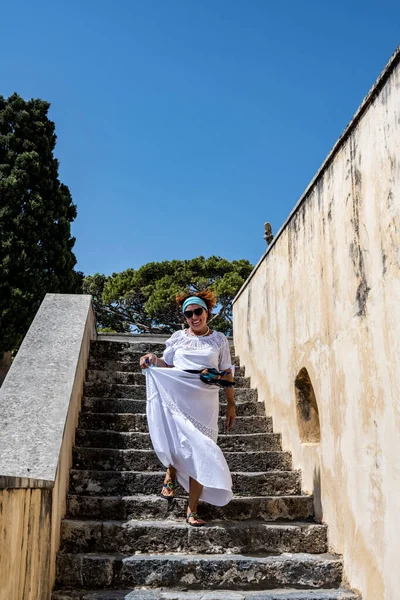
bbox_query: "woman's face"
[184,304,208,332]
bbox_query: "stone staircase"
[52,338,360,600]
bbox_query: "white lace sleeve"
[162,331,181,366]
[218,334,233,371]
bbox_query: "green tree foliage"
[0,93,80,352]
[83,256,253,335]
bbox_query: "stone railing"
[0,294,96,600]
[233,47,400,600]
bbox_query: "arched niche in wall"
[295,367,321,443]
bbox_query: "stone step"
[52,588,361,600]
[77,413,271,435]
[89,341,237,360]
[68,470,301,497]
[74,430,282,452]
[90,341,170,357]
[89,351,170,367]
[86,370,251,389]
[66,493,314,522]
[83,383,257,402]
[220,433,282,452]
[72,448,291,473]
[97,334,171,341]
[55,552,344,590]
[80,397,264,417]
[60,519,328,555]
[87,358,246,378]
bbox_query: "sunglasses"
[183,307,205,319]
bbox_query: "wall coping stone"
[233,45,400,304]
[97,333,171,343]
[0,294,94,489]
[97,332,233,343]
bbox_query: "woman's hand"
[226,402,236,432]
[140,353,157,369]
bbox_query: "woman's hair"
[176,289,217,318]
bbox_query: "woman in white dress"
[140,290,236,526]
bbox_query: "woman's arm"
[223,369,235,400]
[139,353,173,369]
[217,335,236,431]
[223,369,236,431]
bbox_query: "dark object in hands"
[185,368,235,388]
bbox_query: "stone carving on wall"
[264,222,274,246]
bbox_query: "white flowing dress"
[145,329,233,506]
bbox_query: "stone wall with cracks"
[233,47,400,600]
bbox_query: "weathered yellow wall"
[0,489,52,599]
[233,50,400,600]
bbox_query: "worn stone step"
[60,519,327,555]
[72,448,291,473]
[90,341,169,357]
[73,430,282,452]
[52,588,361,600]
[69,470,301,497]
[89,341,237,360]
[89,352,167,367]
[77,413,271,435]
[75,430,152,450]
[86,371,251,389]
[87,358,246,378]
[55,552,344,590]
[96,334,171,341]
[219,433,282,452]
[67,493,314,522]
[81,397,264,417]
[74,430,282,452]
[83,383,257,402]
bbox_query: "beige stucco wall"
[233,49,400,600]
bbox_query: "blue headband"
[182,296,208,314]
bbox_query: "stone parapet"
[0,294,96,600]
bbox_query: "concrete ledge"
[98,332,171,343]
[97,332,234,343]
[0,294,96,488]
[0,293,96,599]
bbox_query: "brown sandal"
[186,511,205,527]
[161,479,175,500]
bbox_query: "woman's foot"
[186,476,205,525]
[161,467,176,499]
[186,510,205,527]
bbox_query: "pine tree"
[83,256,254,335]
[0,93,80,352]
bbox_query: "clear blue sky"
[1,1,399,275]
